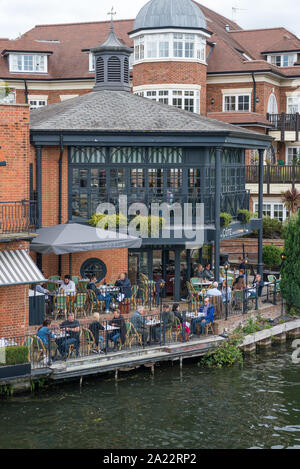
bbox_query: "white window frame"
[223,93,251,112]
[29,97,47,109]
[287,96,300,114]
[9,53,48,73]
[286,146,300,165]
[254,201,288,221]
[267,93,278,114]
[133,32,206,64]
[135,87,200,114]
[267,53,297,67]
[89,53,95,72]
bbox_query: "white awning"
[0,250,45,287]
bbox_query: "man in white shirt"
[206,282,222,298]
[60,275,76,295]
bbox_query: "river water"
[0,343,299,449]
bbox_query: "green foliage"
[129,215,165,237]
[198,341,243,368]
[281,211,300,310]
[89,213,128,230]
[237,209,251,225]
[0,385,14,397]
[242,317,261,335]
[1,346,29,366]
[262,245,283,268]
[220,212,233,228]
[282,214,298,239]
[262,217,283,239]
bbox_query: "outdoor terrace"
[0,200,37,240]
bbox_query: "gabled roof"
[261,36,300,54]
[0,2,299,81]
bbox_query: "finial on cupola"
[90,5,132,92]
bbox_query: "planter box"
[0,364,31,380]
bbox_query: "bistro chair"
[32,335,48,363]
[74,292,88,318]
[23,336,34,362]
[209,296,224,320]
[125,322,143,349]
[46,281,58,293]
[190,277,201,291]
[77,280,90,293]
[54,294,68,320]
[72,276,79,285]
[232,290,244,312]
[205,322,214,336]
[129,285,139,311]
[49,276,60,282]
[87,290,103,315]
[81,328,96,355]
[186,281,202,311]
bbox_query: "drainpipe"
[251,72,256,113]
[58,133,64,277]
[23,79,28,104]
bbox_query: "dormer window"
[267,54,297,67]
[9,54,48,73]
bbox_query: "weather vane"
[108,6,117,31]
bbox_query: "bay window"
[134,32,206,62]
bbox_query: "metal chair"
[54,294,68,320]
[81,328,96,355]
[74,292,88,318]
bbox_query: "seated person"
[221,280,232,304]
[203,264,214,281]
[115,273,132,301]
[206,282,222,298]
[60,275,76,295]
[87,275,112,313]
[35,283,50,300]
[233,269,246,287]
[172,303,190,338]
[194,264,204,279]
[89,313,105,351]
[192,297,215,335]
[36,320,57,357]
[108,309,126,348]
[233,277,246,291]
[130,306,148,344]
[162,303,175,333]
[58,313,81,357]
[248,274,265,298]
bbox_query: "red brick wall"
[0,104,30,202]
[15,88,92,105]
[133,62,207,115]
[0,242,30,338]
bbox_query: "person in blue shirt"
[192,297,215,335]
[36,320,57,358]
[37,320,55,346]
[87,275,113,313]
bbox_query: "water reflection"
[0,344,299,449]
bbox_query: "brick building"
[1,1,299,216]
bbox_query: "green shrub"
[220,212,233,228]
[1,346,29,366]
[242,318,261,335]
[263,245,283,268]
[198,341,243,368]
[237,209,251,225]
[262,217,283,239]
[281,211,300,311]
[89,213,128,230]
[130,215,165,237]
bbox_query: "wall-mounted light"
[256,97,260,103]
[211,98,215,105]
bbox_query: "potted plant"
[220,212,233,228]
[0,345,31,380]
[237,209,251,225]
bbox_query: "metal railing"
[267,113,300,132]
[246,165,300,185]
[0,200,37,235]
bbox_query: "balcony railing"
[246,165,300,185]
[267,113,300,140]
[0,201,37,235]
